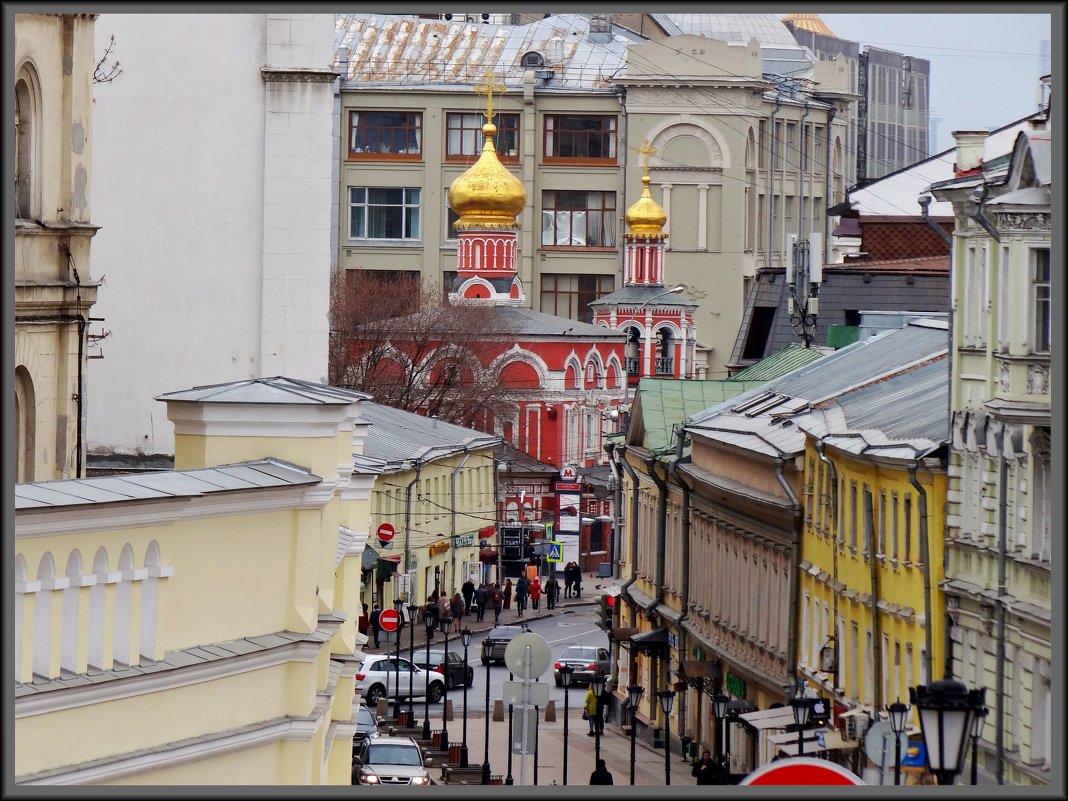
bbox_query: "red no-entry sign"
[378,608,400,632]
[376,523,395,544]
[739,757,865,786]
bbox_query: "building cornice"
[260,67,338,83]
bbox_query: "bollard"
[544,700,557,722]
[492,699,505,722]
[444,699,454,722]
[376,698,389,719]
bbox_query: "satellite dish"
[504,631,552,677]
[864,720,908,771]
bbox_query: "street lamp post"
[713,693,729,767]
[887,699,910,786]
[659,689,676,786]
[393,599,404,720]
[790,695,811,758]
[407,602,419,726]
[910,677,985,786]
[628,684,645,785]
[481,646,492,784]
[422,610,435,741]
[591,674,606,766]
[560,665,574,785]
[440,618,450,750]
[460,628,472,768]
[970,706,988,785]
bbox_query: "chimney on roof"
[952,130,988,176]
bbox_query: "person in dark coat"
[692,750,728,785]
[474,583,489,621]
[589,758,613,785]
[515,575,529,616]
[503,579,513,610]
[490,583,504,623]
[544,575,559,610]
[461,578,476,615]
[368,604,383,648]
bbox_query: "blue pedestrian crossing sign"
[546,541,563,563]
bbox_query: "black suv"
[480,624,529,665]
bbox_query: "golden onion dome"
[448,122,526,229]
[625,174,667,235]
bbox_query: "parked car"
[352,703,382,757]
[355,654,446,706]
[352,735,433,786]
[413,649,474,690]
[553,645,611,686]
[480,624,529,665]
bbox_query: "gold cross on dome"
[474,70,507,122]
[634,138,657,174]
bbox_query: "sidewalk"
[364,572,619,656]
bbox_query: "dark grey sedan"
[553,645,610,686]
[480,624,529,665]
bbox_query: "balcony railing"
[655,357,674,375]
[625,357,640,375]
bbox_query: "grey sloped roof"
[491,306,628,339]
[361,402,500,466]
[15,459,319,511]
[335,13,629,90]
[649,13,814,76]
[156,376,370,406]
[588,285,698,309]
[686,319,948,458]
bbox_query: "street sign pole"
[520,645,531,786]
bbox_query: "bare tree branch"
[93,35,123,84]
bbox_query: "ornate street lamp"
[559,665,574,785]
[591,674,606,765]
[393,599,404,720]
[790,694,811,757]
[460,628,472,768]
[481,642,492,784]
[887,699,910,786]
[713,693,729,766]
[659,689,676,786]
[422,609,436,740]
[407,602,419,726]
[910,677,985,785]
[440,616,450,750]
[970,705,988,785]
[628,684,645,785]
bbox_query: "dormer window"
[520,51,545,68]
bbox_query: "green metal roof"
[631,379,766,454]
[727,343,827,382]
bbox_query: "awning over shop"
[738,706,797,731]
[374,553,402,583]
[629,627,669,654]
[362,546,379,571]
[609,626,639,643]
[478,547,498,563]
[623,585,657,610]
[773,728,859,757]
[652,602,683,623]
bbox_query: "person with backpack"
[474,583,489,621]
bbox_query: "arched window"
[15,69,40,220]
[15,366,36,483]
[61,550,83,673]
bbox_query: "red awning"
[380,554,402,563]
[479,525,496,538]
[479,547,498,563]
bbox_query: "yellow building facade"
[14,377,376,784]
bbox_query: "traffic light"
[597,594,615,630]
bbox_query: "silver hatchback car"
[553,644,610,686]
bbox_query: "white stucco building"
[86,13,336,466]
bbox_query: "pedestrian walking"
[474,583,488,621]
[491,583,504,623]
[529,577,541,611]
[461,577,476,616]
[450,592,464,633]
[597,683,612,730]
[358,603,370,637]
[515,575,529,616]
[544,575,559,610]
[503,579,513,610]
[425,597,439,639]
[589,758,614,785]
[692,750,728,785]
[583,686,598,736]
[437,593,451,633]
[368,604,383,648]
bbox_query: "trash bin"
[432,730,444,749]
[448,743,462,763]
[598,561,612,578]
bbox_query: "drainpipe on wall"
[615,85,629,284]
[606,442,624,580]
[814,440,839,688]
[862,486,883,712]
[768,94,783,269]
[619,446,643,689]
[775,456,803,698]
[668,436,693,749]
[906,462,935,688]
[995,428,1013,785]
[403,462,424,602]
[822,105,836,265]
[798,102,811,241]
[918,194,953,246]
[645,453,669,608]
[970,185,1001,242]
[449,449,473,593]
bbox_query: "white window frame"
[1031,247,1051,353]
[348,186,421,242]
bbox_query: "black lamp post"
[659,689,676,785]
[970,705,988,785]
[460,628,472,768]
[560,665,574,785]
[591,674,606,765]
[910,677,985,786]
[440,619,450,750]
[422,609,435,741]
[713,693,729,766]
[628,684,645,785]
[407,602,419,725]
[887,699,910,786]
[790,694,811,757]
[481,644,492,784]
[393,599,404,720]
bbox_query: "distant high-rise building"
[783,13,930,184]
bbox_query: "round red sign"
[376,523,395,543]
[739,757,865,786]
[378,608,400,632]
